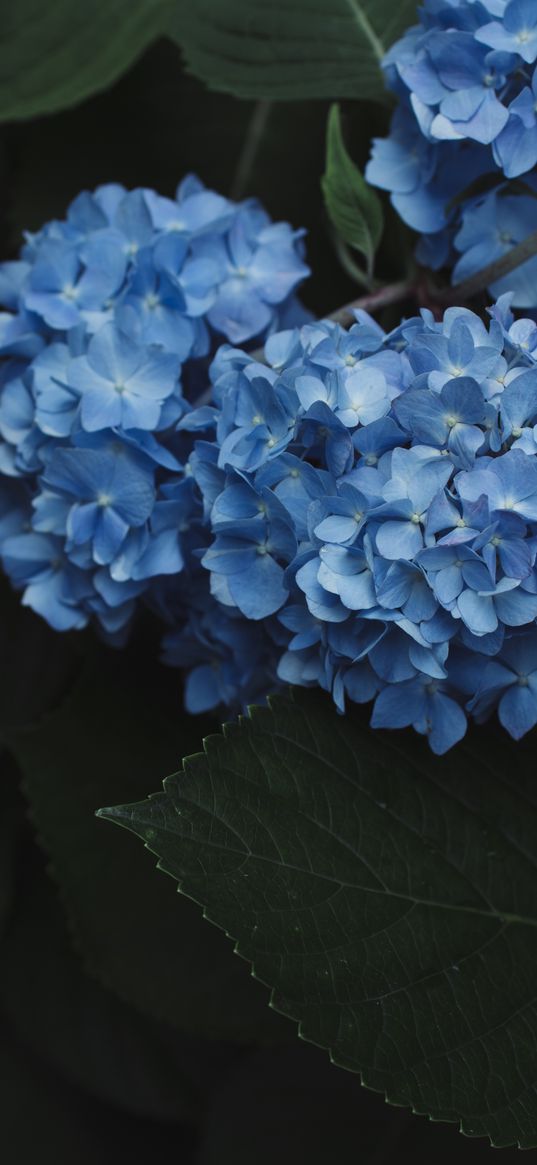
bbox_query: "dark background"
[0,40,526,1164]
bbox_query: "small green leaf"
[322,103,383,277]
[169,0,418,103]
[100,688,537,1149]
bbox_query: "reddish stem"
[327,280,416,326]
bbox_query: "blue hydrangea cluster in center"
[5,181,537,751]
[366,0,537,306]
[170,296,537,753]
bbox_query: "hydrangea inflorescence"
[366,0,537,306]
[174,295,537,752]
[6,183,537,751]
[0,177,309,639]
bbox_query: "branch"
[436,228,537,306]
[326,279,415,326]
[230,101,273,201]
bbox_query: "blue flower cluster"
[174,295,537,752]
[5,176,537,751]
[366,0,537,306]
[0,177,309,638]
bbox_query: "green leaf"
[100,688,537,1149]
[0,0,416,124]
[169,0,418,102]
[0,1015,197,1165]
[322,103,383,276]
[0,836,236,1122]
[0,0,173,120]
[6,653,289,1044]
[0,578,80,738]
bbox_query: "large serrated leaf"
[169,0,418,102]
[100,688,537,1149]
[0,0,173,120]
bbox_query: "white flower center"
[144,293,160,310]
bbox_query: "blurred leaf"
[0,808,19,940]
[0,578,80,738]
[5,45,250,238]
[0,1015,198,1165]
[101,687,537,1149]
[6,652,289,1043]
[0,0,173,120]
[170,0,418,102]
[0,0,418,121]
[5,43,361,314]
[322,103,383,278]
[0,753,25,940]
[0,838,239,1121]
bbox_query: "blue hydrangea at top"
[366,0,537,307]
[176,296,537,752]
[0,177,309,640]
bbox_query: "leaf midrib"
[135,796,537,930]
[258,711,537,906]
[345,0,385,64]
[248,722,504,915]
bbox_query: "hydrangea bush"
[0,177,309,639]
[8,3,537,1153]
[366,0,537,305]
[7,202,537,752]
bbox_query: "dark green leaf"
[322,103,383,275]
[100,688,537,1149]
[6,654,289,1044]
[0,1016,198,1165]
[5,42,357,319]
[169,0,418,102]
[0,0,417,120]
[0,0,172,120]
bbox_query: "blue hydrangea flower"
[173,303,537,751]
[9,194,537,755]
[0,177,309,640]
[366,0,537,306]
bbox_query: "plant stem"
[333,235,372,290]
[327,279,415,326]
[437,228,537,305]
[230,101,273,201]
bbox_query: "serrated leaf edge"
[97,691,536,1150]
